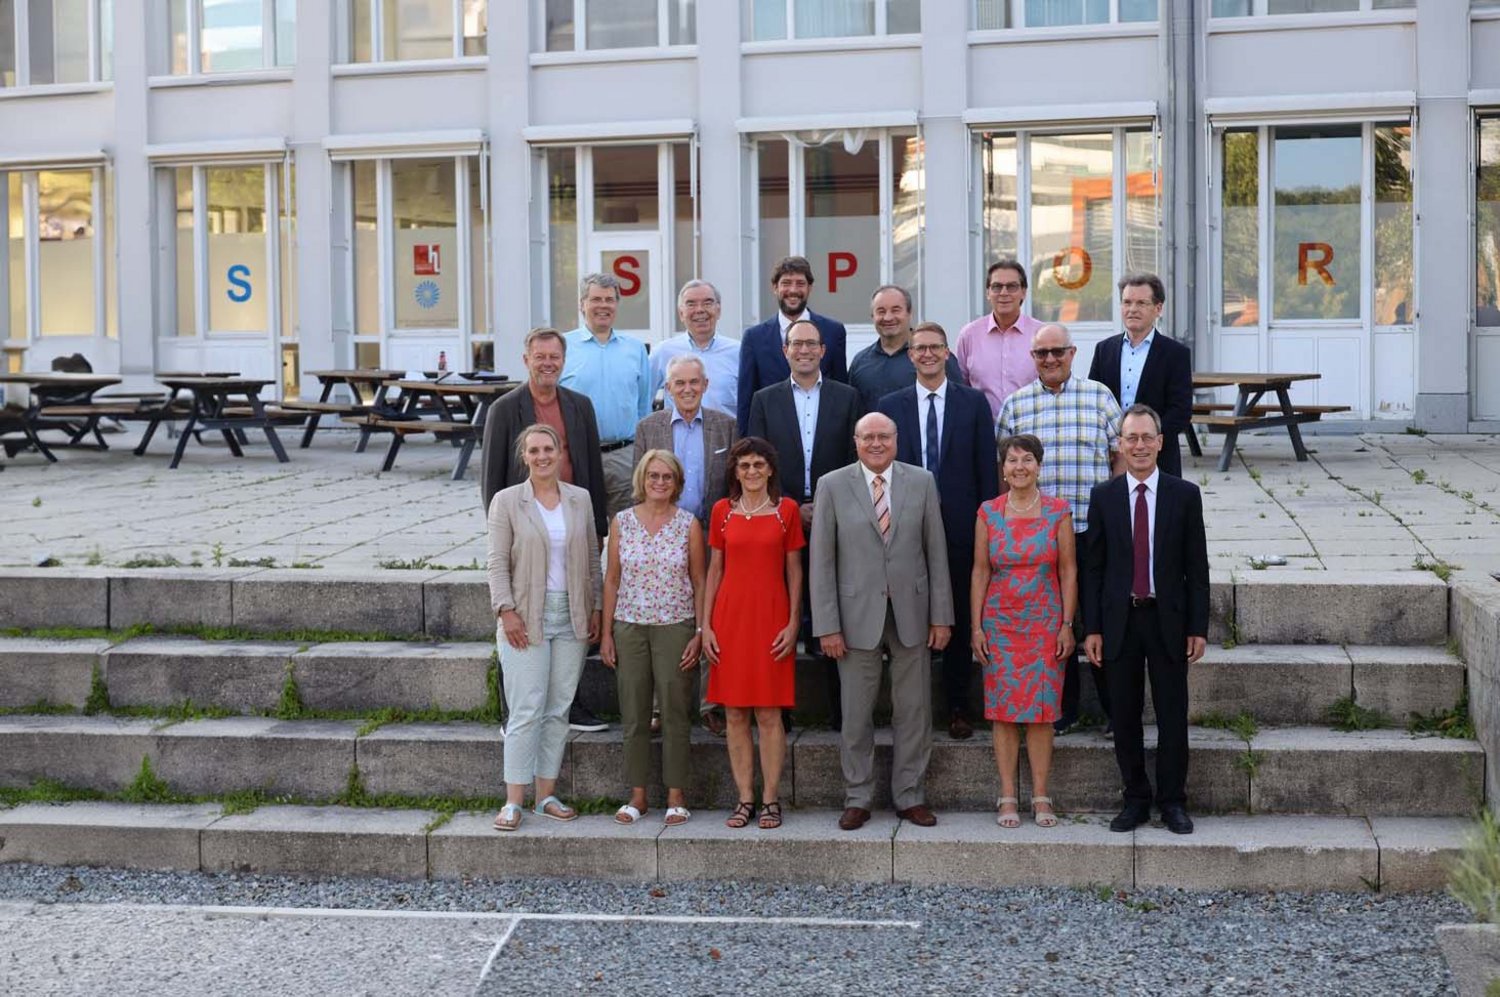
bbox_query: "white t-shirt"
[535,499,568,591]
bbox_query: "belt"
[600,439,633,453]
[1130,596,1157,608]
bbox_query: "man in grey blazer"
[811,412,954,831]
[634,353,738,734]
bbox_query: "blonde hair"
[632,449,685,504]
[514,423,562,464]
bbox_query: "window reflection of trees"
[1477,119,1500,328]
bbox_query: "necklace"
[736,494,772,519]
[1008,490,1041,515]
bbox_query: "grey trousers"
[498,591,586,786]
[838,603,932,811]
[602,446,635,519]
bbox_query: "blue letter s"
[227,265,252,303]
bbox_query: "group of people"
[480,255,1209,837]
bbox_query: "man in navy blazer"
[1087,273,1193,477]
[1083,403,1210,836]
[878,322,999,740]
[737,255,849,436]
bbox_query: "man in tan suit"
[810,412,953,831]
[634,353,738,734]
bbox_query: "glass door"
[588,231,664,342]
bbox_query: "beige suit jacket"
[486,479,603,640]
[632,407,737,522]
[809,460,954,651]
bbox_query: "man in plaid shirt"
[996,322,1123,734]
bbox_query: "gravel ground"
[0,863,1468,996]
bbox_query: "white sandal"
[1033,796,1059,828]
[492,803,523,832]
[664,806,691,827]
[996,796,1021,829]
[615,804,646,825]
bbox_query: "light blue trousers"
[499,591,586,786]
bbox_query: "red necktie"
[1132,482,1150,598]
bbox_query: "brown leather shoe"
[896,804,938,827]
[702,710,726,737]
[838,807,871,831]
[948,711,974,740]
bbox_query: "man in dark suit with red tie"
[877,322,999,740]
[1083,403,1210,835]
[1086,273,1193,477]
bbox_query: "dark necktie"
[1132,482,1151,598]
[925,392,939,472]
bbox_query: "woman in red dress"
[703,437,804,830]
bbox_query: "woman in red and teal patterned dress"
[970,434,1078,830]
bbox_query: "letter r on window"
[1298,243,1335,286]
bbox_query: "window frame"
[969,122,1161,329]
[2,0,110,88]
[744,127,922,332]
[974,0,1158,30]
[167,0,291,76]
[344,0,486,64]
[748,0,918,43]
[341,152,490,367]
[2,163,112,341]
[1210,0,1411,18]
[543,0,692,53]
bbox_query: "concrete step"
[0,801,1469,893]
[0,567,1449,646]
[0,638,1466,727]
[0,715,1482,816]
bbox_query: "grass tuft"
[1450,811,1500,924]
[1407,692,1476,740]
[1324,696,1389,732]
[83,665,111,715]
[121,757,184,805]
[1193,709,1258,742]
[0,779,107,807]
[274,662,304,720]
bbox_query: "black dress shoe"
[1109,805,1150,833]
[1160,805,1194,835]
[948,711,974,740]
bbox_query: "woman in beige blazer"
[487,423,602,832]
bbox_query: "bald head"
[1030,323,1076,391]
[855,412,897,474]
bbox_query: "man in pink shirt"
[955,259,1045,420]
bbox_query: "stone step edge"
[0,802,1469,894]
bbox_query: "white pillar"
[488,0,532,377]
[290,0,335,393]
[695,0,744,334]
[919,0,973,337]
[112,0,153,386]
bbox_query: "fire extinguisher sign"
[414,244,441,275]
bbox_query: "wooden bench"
[339,414,477,473]
[1193,403,1351,417]
[1188,372,1334,472]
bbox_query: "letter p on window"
[827,252,857,293]
[1298,243,1335,286]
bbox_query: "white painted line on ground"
[0,901,922,931]
[477,916,522,985]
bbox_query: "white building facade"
[3,0,1500,428]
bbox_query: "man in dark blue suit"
[737,255,849,436]
[877,322,999,740]
[1086,273,1193,477]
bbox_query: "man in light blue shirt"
[561,272,652,516]
[650,279,740,419]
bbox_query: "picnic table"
[0,372,123,461]
[345,376,517,480]
[134,376,296,469]
[287,369,406,449]
[1188,372,1350,472]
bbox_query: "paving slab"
[108,568,247,629]
[292,641,492,712]
[102,638,300,712]
[1348,645,1467,719]
[355,722,506,798]
[1189,644,1351,724]
[655,808,895,883]
[1369,816,1472,892]
[1234,571,1447,645]
[0,714,159,790]
[422,573,493,640]
[1134,815,1379,891]
[201,805,432,879]
[0,637,107,708]
[0,568,109,628]
[152,717,358,797]
[1250,727,1485,816]
[430,811,659,881]
[0,801,219,870]
[231,570,436,635]
[892,812,1131,888]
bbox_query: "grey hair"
[523,327,567,356]
[1121,403,1162,435]
[1033,323,1073,348]
[870,284,913,312]
[663,353,706,381]
[677,279,721,308]
[579,272,622,301]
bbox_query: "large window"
[543,0,694,50]
[1479,118,1500,328]
[749,0,918,41]
[1,166,114,340]
[345,154,489,365]
[0,0,112,86]
[166,0,294,74]
[1210,0,1411,16]
[347,0,486,62]
[161,161,292,340]
[753,132,921,327]
[976,0,1156,29]
[978,126,1158,326]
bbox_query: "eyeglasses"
[736,460,770,472]
[910,344,947,355]
[645,471,678,483]
[786,339,822,351]
[1121,434,1159,445]
[1030,347,1073,359]
[987,282,1023,293]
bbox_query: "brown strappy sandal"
[725,801,756,828]
[758,801,783,829]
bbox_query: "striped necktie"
[873,473,890,543]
